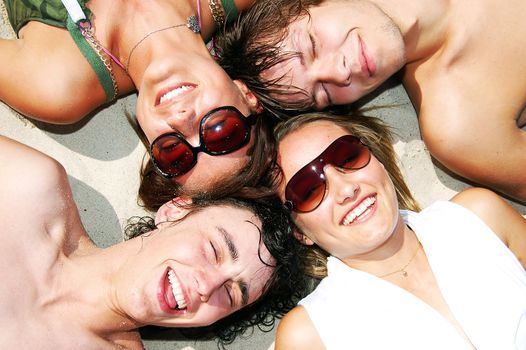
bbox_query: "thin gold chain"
[81,24,119,101]
[125,24,186,73]
[379,241,421,278]
[125,16,200,73]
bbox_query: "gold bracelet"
[208,0,226,29]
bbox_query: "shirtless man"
[217,0,526,203]
[0,135,303,349]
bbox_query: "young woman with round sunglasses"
[272,112,526,349]
[0,134,306,348]
[0,0,268,197]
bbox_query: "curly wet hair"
[215,0,324,118]
[124,195,308,346]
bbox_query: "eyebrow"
[218,226,239,261]
[217,226,250,306]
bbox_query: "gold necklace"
[378,240,421,278]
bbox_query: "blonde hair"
[274,112,420,278]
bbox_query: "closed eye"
[321,83,332,106]
[312,83,331,109]
[309,33,316,58]
[209,241,219,263]
[224,284,234,307]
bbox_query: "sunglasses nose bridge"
[324,166,360,204]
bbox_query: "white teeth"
[168,269,187,309]
[159,85,193,104]
[342,196,376,225]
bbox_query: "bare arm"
[233,0,257,11]
[275,306,325,350]
[451,188,526,269]
[0,24,107,123]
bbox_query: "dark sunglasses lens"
[286,170,326,213]
[330,136,370,170]
[152,135,195,176]
[202,109,249,153]
[285,136,370,212]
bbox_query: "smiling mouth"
[342,195,377,225]
[156,84,196,106]
[167,269,187,310]
[358,36,375,77]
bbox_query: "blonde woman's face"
[277,121,400,262]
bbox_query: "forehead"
[193,204,272,262]
[278,121,350,176]
[191,205,259,233]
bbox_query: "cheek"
[203,79,245,110]
[294,213,324,244]
[198,296,232,322]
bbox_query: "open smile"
[158,268,189,314]
[155,83,197,106]
[341,194,377,225]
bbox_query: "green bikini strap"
[66,17,115,102]
[221,0,238,24]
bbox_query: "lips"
[341,195,377,225]
[155,83,196,106]
[358,35,376,77]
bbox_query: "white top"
[299,201,526,349]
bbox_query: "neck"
[45,238,145,336]
[87,0,208,79]
[372,0,451,62]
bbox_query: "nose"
[311,53,350,86]
[164,109,200,145]
[195,268,226,303]
[324,165,359,205]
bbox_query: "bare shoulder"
[0,136,71,221]
[451,188,517,235]
[275,306,324,350]
[451,188,514,238]
[0,136,67,192]
[451,188,526,266]
[0,136,89,250]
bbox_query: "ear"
[234,80,264,114]
[293,228,315,246]
[155,196,192,226]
